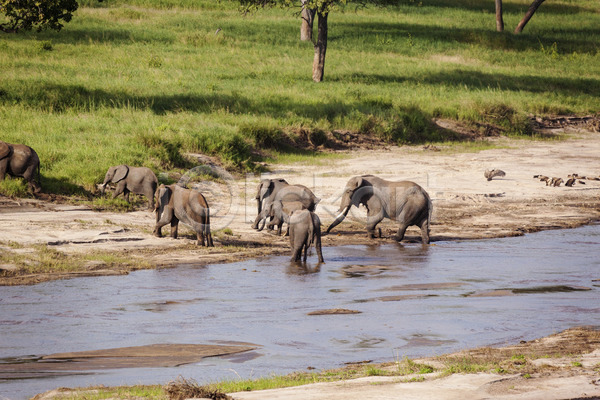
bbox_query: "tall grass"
[1,0,599,194]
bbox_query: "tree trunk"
[514,0,545,34]
[312,11,328,82]
[495,0,504,32]
[300,0,316,41]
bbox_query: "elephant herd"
[252,176,432,263]
[1,140,432,263]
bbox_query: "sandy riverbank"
[1,131,600,285]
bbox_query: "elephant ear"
[259,180,274,199]
[352,177,364,189]
[0,141,11,160]
[112,165,129,183]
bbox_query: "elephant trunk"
[257,216,266,231]
[325,206,350,234]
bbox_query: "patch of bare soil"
[1,118,600,286]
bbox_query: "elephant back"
[276,185,319,211]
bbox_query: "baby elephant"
[154,184,213,247]
[0,141,41,193]
[101,165,158,210]
[263,200,305,236]
[289,209,324,263]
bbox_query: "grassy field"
[0,0,599,195]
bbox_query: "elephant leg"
[291,244,301,262]
[145,189,155,210]
[22,165,40,193]
[196,230,205,246]
[394,223,408,242]
[154,218,166,237]
[252,209,268,230]
[419,218,430,244]
[170,216,179,239]
[302,240,308,263]
[315,233,324,263]
[112,181,126,199]
[366,212,384,239]
[123,188,130,203]
[277,222,283,236]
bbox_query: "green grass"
[1,0,599,195]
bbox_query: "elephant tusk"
[326,206,350,234]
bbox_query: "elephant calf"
[101,164,158,210]
[289,209,324,263]
[0,141,41,193]
[262,200,305,236]
[154,184,214,247]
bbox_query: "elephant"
[254,184,320,231]
[252,178,289,229]
[326,175,432,244]
[289,209,324,263]
[101,165,158,210]
[153,184,214,246]
[262,200,306,236]
[0,141,41,193]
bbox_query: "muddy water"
[1,225,600,399]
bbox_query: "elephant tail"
[308,216,315,248]
[204,208,214,247]
[36,161,42,192]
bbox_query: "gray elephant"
[289,209,324,263]
[252,178,289,229]
[0,141,41,193]
[255,184,320,230]
[101,165,158,210]
[153,184,213,246]
[326,175,432,244]
[262,200,306,236]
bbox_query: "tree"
[300,0,316,41]
[514,0,545,34]
[495,0,504,32]
[240,0,385,83]
[494,0,546,34]
[0,0,78,33]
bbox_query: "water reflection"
[1,225,599,400]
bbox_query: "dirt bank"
[1,130,600,285]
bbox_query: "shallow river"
[1,225,600,399]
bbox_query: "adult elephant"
[255,184,320,231]
[326,175,432,244]
[101,165,158,210]
[0,141,41,193]
[252,178,289,229]
[154,184,213,247]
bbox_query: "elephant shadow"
[286,261,321,275]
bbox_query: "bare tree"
[515,0,546,34]
[495,0,504,32]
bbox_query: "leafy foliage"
[0,0,78,33]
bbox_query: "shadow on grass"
[3,68,596,119]
[333,21,600,55]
